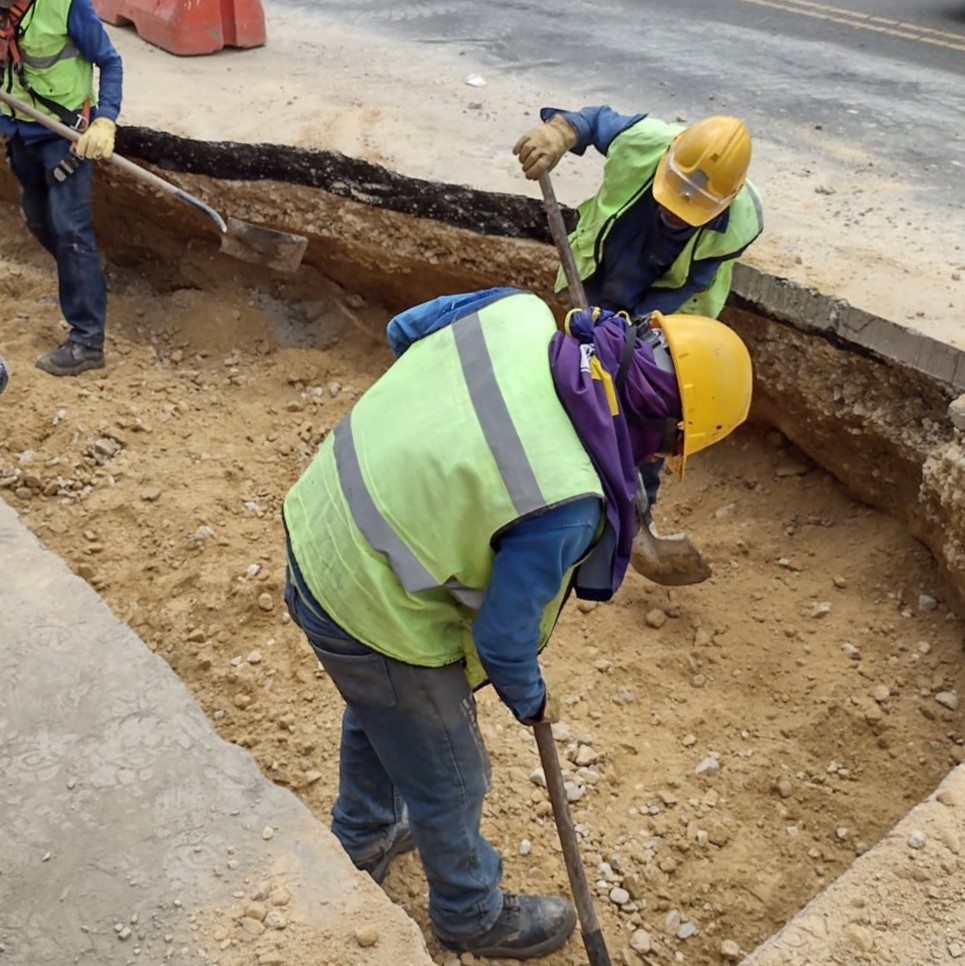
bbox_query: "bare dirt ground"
[3,7,965,964]
[2,209,964,964]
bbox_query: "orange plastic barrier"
[93,0,266,57]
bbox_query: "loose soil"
[3,8,965,962]
[2,212,964,965]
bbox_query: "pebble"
[918,594,938,612]
[776,778,794,799]
[354,925,379,947]
[696,756,721,777]
[678,921,697,940]
[907,831,926,849]
[645,608,667,629]
[872,684,890,703]
[720,939,741,960]
[949,942,964,959]
[810,602,832,619]
[257,593,274,612]
[519,839,532,856]
[630,929,652,954]
[264,910,287,930]
[262,826,275,841]
[664,910,681,934]
[842,642,861,660]
[140,486,162,502]
[609,887,630,906]
[935,691,960,711]
[843,923,875,953]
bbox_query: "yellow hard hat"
[653,116,751,227]
[650,311,753,478]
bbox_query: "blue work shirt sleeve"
[386,287,522,357]
[538,105,646,157]
[68,0,123,120]
[473,496,602,722]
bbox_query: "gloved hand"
[513,114,578,180]
[73,117,116,161]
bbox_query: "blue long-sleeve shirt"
[388,290,603,720]
[541,105,738,318]
[0,0,123,141]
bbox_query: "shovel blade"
[630,526,712,586]
[220,216,308,273]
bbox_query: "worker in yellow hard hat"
[282,287,752,959]
[514,105,764,581]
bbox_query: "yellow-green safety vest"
[561,115,764,319]
[283,291,604,687]
[1,0,95,123]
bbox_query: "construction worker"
[514,106,764,571]
[0,0,122,376]
[282,287,753,960]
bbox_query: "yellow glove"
[513,114,578,180]
[73,117,116,161]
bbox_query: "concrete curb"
[0,498,432,965]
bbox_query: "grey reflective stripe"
[333,415,437,594]
[746,182,765,234]
[444,581,485,611]
[335,416,485,608]
[21,42,79,70]
[453,311,545,515]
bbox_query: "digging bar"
[0,90,308,273]
[533,721,612,965]
[537,170,712,586]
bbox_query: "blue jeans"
[283,571,504,939]
[6,133,107,351]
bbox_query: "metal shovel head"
[220,217,308,273]
[630,524,712,586]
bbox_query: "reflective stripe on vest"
[333,309,546,610]
[20,39,78,69]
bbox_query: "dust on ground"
[2,210,964,964]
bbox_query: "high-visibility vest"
[561,115,764,318]
[284,291,604,687]
[0,0,94,124]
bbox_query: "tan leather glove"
[74,117,116,161]
[522,687,560,726]
[513,114,578,180]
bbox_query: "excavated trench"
[3,131,965,964]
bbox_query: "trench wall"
[85,130,965,616]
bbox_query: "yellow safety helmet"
[650,311,753,478]
[652,116,752,227]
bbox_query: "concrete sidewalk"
[0,498,431,966]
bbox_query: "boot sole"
[35,357,106,377]
[436,904,577,960]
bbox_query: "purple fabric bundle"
[549,308,682,596]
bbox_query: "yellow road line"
[733,0,965,52]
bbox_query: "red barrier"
[94,0,266,57]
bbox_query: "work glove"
[513,114,578,180]
[73,117,116,161]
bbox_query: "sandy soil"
[3,7,965,964]
[1,214,964,964]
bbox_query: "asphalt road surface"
[279,0,965,203]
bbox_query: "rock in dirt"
[354,925,379,947]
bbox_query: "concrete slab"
[0,498,431,966]
[741,762,965,965]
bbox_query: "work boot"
[435,892,576,960]
[355,821,416,885]
[35,340,105,377]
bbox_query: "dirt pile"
[2,205,965,964]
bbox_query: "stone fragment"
[354,925,379,947]
[720,939,741,960]
[935,691,959,711]
[630,929,652,954]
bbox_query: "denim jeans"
[6,133,107,351]
[283,572,504,939]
